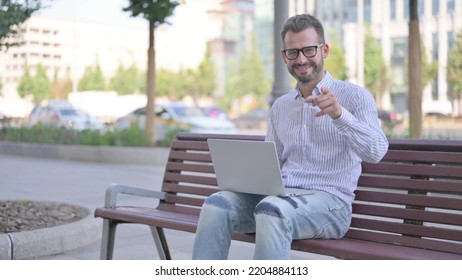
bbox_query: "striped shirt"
[266,71,389,211]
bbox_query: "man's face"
[281,27,328,85]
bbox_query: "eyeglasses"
[282,44,324,60]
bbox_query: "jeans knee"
[203,192,233,211]
[254,201,284,218]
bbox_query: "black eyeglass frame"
[282,44,324,60]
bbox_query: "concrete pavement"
[0,154,330,260]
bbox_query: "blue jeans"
[192,190,351,260]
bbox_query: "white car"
[28,100,105,132]
[114,103,236,142]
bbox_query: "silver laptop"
[207,138,314,197]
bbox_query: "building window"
[390,0,396,20]
[364,0,371,22]
[432,0,439,16]
[343,0,357,22]
[431,77,439,100]
[432,33,439,61]
[403,1,410,19]
[448,0,455,13]
[431,33,439,100]
[448,31,455,54]
[390,37,408,95]
[419,0,424,17]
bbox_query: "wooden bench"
[94,132,462,260]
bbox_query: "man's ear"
[322,43,329,59]
[280,49,288,63]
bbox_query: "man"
[192,14,388,260]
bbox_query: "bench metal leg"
[100,219,117,260]
[150,226,171,260]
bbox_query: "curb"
[0,206,101,260]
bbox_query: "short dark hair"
[281,14,325,44]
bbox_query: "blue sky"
[37,0,147,27]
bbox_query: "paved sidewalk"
[1,155,330,260]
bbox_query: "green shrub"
[0,125,154,147]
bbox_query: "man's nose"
[295,52,309,63]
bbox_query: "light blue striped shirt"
[266,71,389,210]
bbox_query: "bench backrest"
[160,132,462,255]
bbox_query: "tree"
[17,61,34,99]
[156,68,179,99]
[109,63,141,95]
[421,42,438,88]
[51,67,72,99]
[364,25,387,103]
[32,63,51,103]
[324,31,348,81]
[123,0,179,145]
[447,29,462,117]
[17,62,51,104]
[408,0,423,138]
[78,63,106,91]
[0,0,44,50]
[226,39,271,112]
[194,43,216,99]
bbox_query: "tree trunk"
[408,0,423,138]
[145,20,156,145]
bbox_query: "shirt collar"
[293,70,334,99]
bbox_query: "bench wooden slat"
[383,150,462,164]
[343,229,462,257]
[353,203,462,226]
[168,150,212,163]
[165,162,215,174]
[362,162,462,179]
[358,176,462,194]
[164,193,206,207]
[95,207,199,233]
[354,190,462,210]
[162,183,217,197]
[290,237,462,259]
[171,140,210,151]
[164,172,218,186]
[386,139,462,152]
[350,217,462,242]
[157,203,202,216]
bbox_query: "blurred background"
[1,0,462,144]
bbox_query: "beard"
[288,59,324,84]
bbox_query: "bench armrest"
[104,183,166,208]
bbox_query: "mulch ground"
[0,200,89,233]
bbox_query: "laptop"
[207,138,314,197]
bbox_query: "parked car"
[113,103,237,142]
[28,100,104,131]
[377,109,402,126]
[232,107,269,130]
[200,106,229,120]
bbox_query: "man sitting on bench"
[192,13,389,260]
